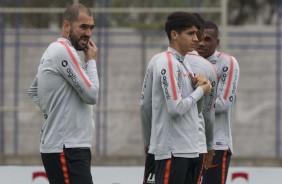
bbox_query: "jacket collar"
[206,50,219,64]
[167,47,185,62]
[57,38,72,47]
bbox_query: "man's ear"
[217,38,220,47]
[171,30,178,40]
[63,20,70,32]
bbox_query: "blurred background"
[0,0,281,167]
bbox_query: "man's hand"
[84,40,98,62]
[190,73,211,94]
[203,149,215,170]
[194,73,208,87]
[144,147,149,156]
[199,79,212,95]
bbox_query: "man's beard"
[69,30,88,51]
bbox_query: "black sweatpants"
[143,153,156,184]
[202,150,231,184]
[41,148,93,184]
[155,156,198,184]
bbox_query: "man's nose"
[193,34,198,42]
[198,40,205,47]
[85,28,92,37]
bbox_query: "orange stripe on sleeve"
[217,52,223,58]
[163,159,172,184]
[58,41,92,88]
[60,151,70,184]
[223,56,234,100]
[166,52,178,100]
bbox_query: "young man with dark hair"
[197,21,240,184]
[28,3,99,184]
[141,12,211,184]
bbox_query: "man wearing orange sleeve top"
[197,21,240,184]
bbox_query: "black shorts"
[155,156,198,184]
[41,148,93,184]
[202,150,231,184]
[143,153,155,184]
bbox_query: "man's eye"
[205,38,212,42]
[188,32,196,36]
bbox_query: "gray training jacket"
[140,47,204,160]
[186,51,218,153]
[28,38,99,153]
[206,50,240,153]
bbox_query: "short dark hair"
[165,11,201,41]
[193,13,205,41]
[204,21,219,38]
[193,13,205,28]
[63,3,92,24]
